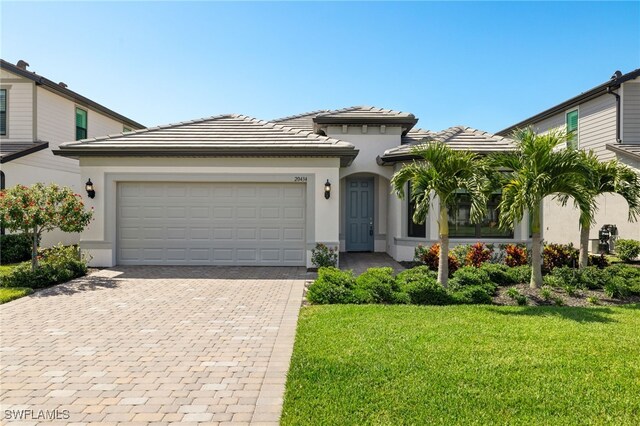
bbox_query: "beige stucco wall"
[325,124,402,252]
[77,157,341,268]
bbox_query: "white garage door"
[117,182,306,265]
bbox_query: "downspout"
[607,86,622,143]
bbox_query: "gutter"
[496,68,640,136]
[53,146,360,167]
[607,86,622,143]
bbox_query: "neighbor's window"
[123,126,131,132]
[566,109,578,149]
[448,190,513,238]
[75,107,88,140]
[0,89,6,136]
[407,181,426,238]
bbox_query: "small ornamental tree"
[0,183,93,271]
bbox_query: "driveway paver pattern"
[0,266,306,425]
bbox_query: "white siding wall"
[623,81,640,143]
[1,67,140,247]
[0,73,33,141]
[531,89,638,247]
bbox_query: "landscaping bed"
[282,304,640,425]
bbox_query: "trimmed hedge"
[306,263,640,306]
[0,233,33,264]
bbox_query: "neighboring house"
[0,59,144,246]
[55,106,527,267]
[497,68,640,247]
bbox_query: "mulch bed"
[493,284,640,307]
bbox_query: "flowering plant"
[0,183,93,270]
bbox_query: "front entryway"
[345,177,374,251]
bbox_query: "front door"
[346,178,374,252]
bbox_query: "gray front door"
[346,178,374,252]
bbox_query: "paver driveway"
[0,266,306,425]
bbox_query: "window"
[407,182,426,237]
[566,109,578,149]
[123,126,131,133]
[448,191,513,238]
[0,89,6,136]
[75,107,87,140]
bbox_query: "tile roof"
[606,144,640,162]
[273,106,418,133]
[0,141,49,164]
[54,114,358,166]
[271,109,333,130]
[379,126,515,164]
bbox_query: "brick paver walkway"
[0,266,306,425]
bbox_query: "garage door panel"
[117,182,306,265]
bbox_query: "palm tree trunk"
[530,204,543,288]
[579,225,590,269]
[438,205,449,288]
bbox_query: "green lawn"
[0,287,33,304]
[0,263,31,304]
[282,304,640,425]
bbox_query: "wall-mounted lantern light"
[324,179,331,199]
[85,179,96,199]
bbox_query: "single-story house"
[55,106,530,267]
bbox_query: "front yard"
[282,304,640,425]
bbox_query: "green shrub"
[480,263,516,285]
[543,274,565,289]
[579,266,609,290]
[0,233,33,264]
[354,267,406,304]
[401,277,451,306]
[540,286,553,301]
[310,243,339,268]
[604,264,640,295]
[587,296,599,305]
[507,265,532,284]
[307,267,356,304]
[548,266,581,288]
[450,244,472,264]
[450,285,493,304]
[515,294,528,305]
[395,266,436,287]
[615,239,640,262]
[604,277,630,299]
[506,287,520,299]
[1,244,88,289]
[450,266,491,288]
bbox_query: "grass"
[282,304,640,425]
[0,263,31,304]
[0,263,20,277]
[0,287,33,304]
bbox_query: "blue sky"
[2,1,639,132]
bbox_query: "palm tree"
[391,142,490,287]
[574,151,640,268]
[490,127,592,288]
